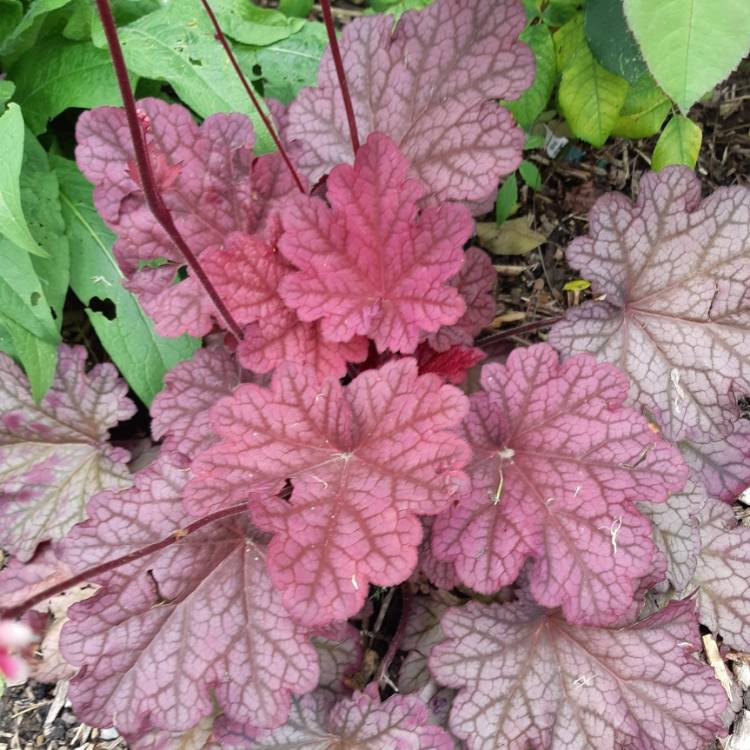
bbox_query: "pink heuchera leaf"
[285,0,533,206]
[431,343,687,625]
[187,358,470,626]
[151,345,241,456]
[58,455,319,736]
[550,167,750,443]
[75,98,297,337]
[681,421,750,502]
[692,499,750,652]
[414,518,459,590]
[427,247,497,352]
[249,688,453,749]
[0,544,72,609]
[429,597,727,750]
[238,308,368,379]
[278,133,470,353]
[0,345,134,561]
[312,622,363,694]
[638,477,707,592]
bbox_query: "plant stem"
[478,315,563,347]
[198,0,306,194]
[0,503,248,621]
[95,0,245,341]
[376,584,412,685]
[319,0,360,154]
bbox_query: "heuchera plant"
[1,0,749,748]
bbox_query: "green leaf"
[211,0,304,45]
[584,0,646,84]
[611,74,671,138]
[519,159,541,190]
[52,156,200,405]
[0,104,47,257]
[115,0,276,153]
[0,314,58,399]
[477,217,547,256]
[542,0,583,27]
[9,38,126,134]
[0,0,23,44]
[504,23,556,130]
[0,0,72,61]
[556,16,629,147]
[368,0,434,17]
[279,0,313,18]
[624,0,750,112]
[495,173,519,225]
[0,80,15,112]
[255,21,327,104]
[651,115,702,171]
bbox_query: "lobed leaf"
[431,343,687,625]
[249,688,452,749]
[550,167,750,443]
[429,597,727,750]
[75,98,296,338]
[278,133,469,353]
[58,455,319,736]
[285,0,533,206]
[0,345,134,561]
[187,358,469,626]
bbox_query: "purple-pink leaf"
[285,0,533,206]
[550,167,750,443]
[638,477,707,592]
[0,346,134,562]
[431,343,687,625]
[692,499,750,652]
[187,358,469,626]
[75,98,296,337]
[58,455,318,736]
[429,598,727,750]
[151,345,241,456]
[313,622,363,695]
[278,133,470,353]
[249,688,453,749]
[427,247,497,352]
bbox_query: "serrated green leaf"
[10,38,126,134]
[52,156,199,405]
[651,115,702,171]
[495,173,519,226]
[255,21,327,104]
[557,16,629,147]
[504,23,556,130]
[584,0,646,84]
[0,105,47,257]
[115,0,276,153]
[0,0,72,61]
[611,74,671,138]
[624,0,750,112]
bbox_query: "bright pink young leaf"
[249,688,453,749]
[431,343,687,625]
[429,597,726,750]
[285,0,533,206]
[0,346,134,561]
[238,309,369,380]
[427,247,497,352]
[75,98,297,337]
[415,343,486,385]
[550,167,750,443]
[278,133,470,353]
[58,455,319,736]
[187,358,470,626]
[692,499,750,652]
[151,345,241,456]
[638,477,707,592]
[681,421,750,502]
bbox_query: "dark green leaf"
[585,0,647,84]
[519,159,542,190]
[0,0,72,61]
[279,0,313,18]
[495,173,519,225]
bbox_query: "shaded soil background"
[1,1,749,746]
